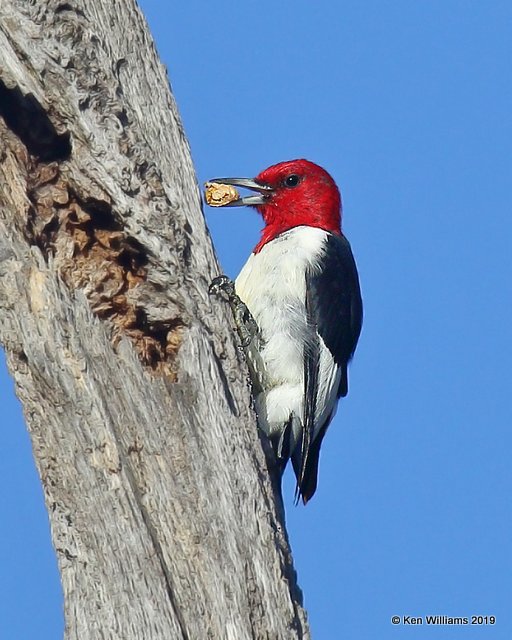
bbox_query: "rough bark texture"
[0,2,310,639]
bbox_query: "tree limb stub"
[0,2,310,639]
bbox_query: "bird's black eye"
[284,174,300,188]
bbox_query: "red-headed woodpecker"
[208,159,362,503]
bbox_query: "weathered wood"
[0,2,310,638]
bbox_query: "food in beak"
[204,182,240,207]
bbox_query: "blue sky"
[1,1,511,638]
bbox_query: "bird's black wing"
[295,232,363,503]
[312,232,363,396]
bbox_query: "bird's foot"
[209,275,236,299]
[209,275,259,348]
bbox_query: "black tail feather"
[292,422,330,504]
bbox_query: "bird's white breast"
[235,225,327,308]
[235,226,333,440]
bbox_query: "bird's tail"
[291,422,329,504]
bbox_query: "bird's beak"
[208,177,273,206]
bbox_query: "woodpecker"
[208,159,362,503]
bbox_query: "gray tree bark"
[0,2,310,639]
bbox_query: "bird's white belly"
[234,227,327,437]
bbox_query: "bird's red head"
[254,159,342,252]
[208,159,342,253]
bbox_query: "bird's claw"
[209,275,236,299]
[210,275,259,349]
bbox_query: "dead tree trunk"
[0,2,309,638]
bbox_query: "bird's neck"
[254,221,342,253]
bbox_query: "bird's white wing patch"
[314,335,342,437]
